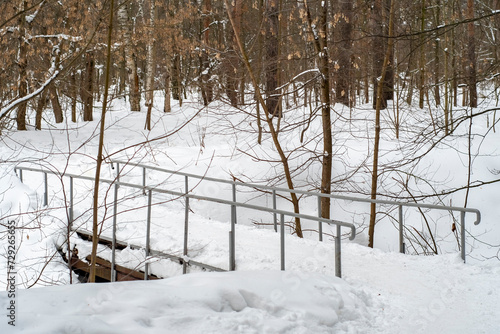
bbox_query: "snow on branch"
[0,70,59,121]
[276,68,321,91]
[27,34,83,42]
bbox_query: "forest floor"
[1,93,499,333]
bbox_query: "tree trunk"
[372,0,387,110]
[70,72,77,123]
[90,0,115,283]
[467,0,477,107]
[145,0,156,130]
[335,0,353,107]
[418,0,426,109]
[49,84,63,123]
[172,53,181,101]
[82,52,94,122]
[200,0,213,106]
[164,67,171,113]
[118,3,141,111]
[304,0,332,220]
[433,0,441,106]
[225,0,242,107]
[16,0,28,131]
[35,89,48,130]
[265,0,280,117]
[368,0,395,248]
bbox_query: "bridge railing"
[14,165,357,280]
[110,160,481,262]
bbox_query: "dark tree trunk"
[200,0,213,106]
[265,0,280,117]
[35,89,49,130]
[16,0,28,131]
[82,52,94,122]
[467,0,477,107]
[49,84,63,123]
[372,0,387,110]
[335,0,353,107]
[172,53,181,101]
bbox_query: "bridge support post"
[280,213,285,270]
[144,190,152,279]
[273,190,277,232]
[461,211,466,263]
[69,177,74,228]
[111,181,118,282]
[399,205,405,254]
[318,196,323,241]
[183,176,189,274]
[335,224,341,278]
[44,172,48,206]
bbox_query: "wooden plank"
[72,228,226,273]
[85,255,159,281]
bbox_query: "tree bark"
[265,0,280,117]
[200,0,213,106]
[467,0,477,108]
[368,0,395,248]
[372,0,387,110]
[82,52,94,122]
[304,0,332,219]
[335,0,353,107]
[118,3,141,111]
[70,72,77,123]
[145,0,156,130]
[16,0,28,131]
[164,67,171,113]
[418,0,426,109]
[90,0,115,283]
[35,89,48,130]
[49,84,63,123]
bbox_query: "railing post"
[229,182,236,271]
[399,205,405,254]
[335,224,341,278]
[44,172,48,206]
[273,190,277,232]
[116,163,120,182]
[318,196,323,241]
[232,183,237,225]
[280,213,285,271]
[461,211,466,263]
[183,176,189,274]
[142,167,146,195]
[111,180,118,282]
[69,176,74,228]
[144,189,152,279]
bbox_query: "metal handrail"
[110,160,482,261]
[14,165,356,279]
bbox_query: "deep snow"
[1,92,500,333]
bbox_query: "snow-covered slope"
[1,94,499,333]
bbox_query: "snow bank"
[0,271,369,334]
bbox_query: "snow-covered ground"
[1,93,499,333]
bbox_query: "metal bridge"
[14,161,481,281]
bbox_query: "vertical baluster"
[335,224,341,278]
[273,190,277,232]
[183,176,189,274]
[399,205,405,254]
[144,189,152,279]
[461,211,466,262]
[280,213,285,271]
[44,172,48,206]
[318,196,323,241]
